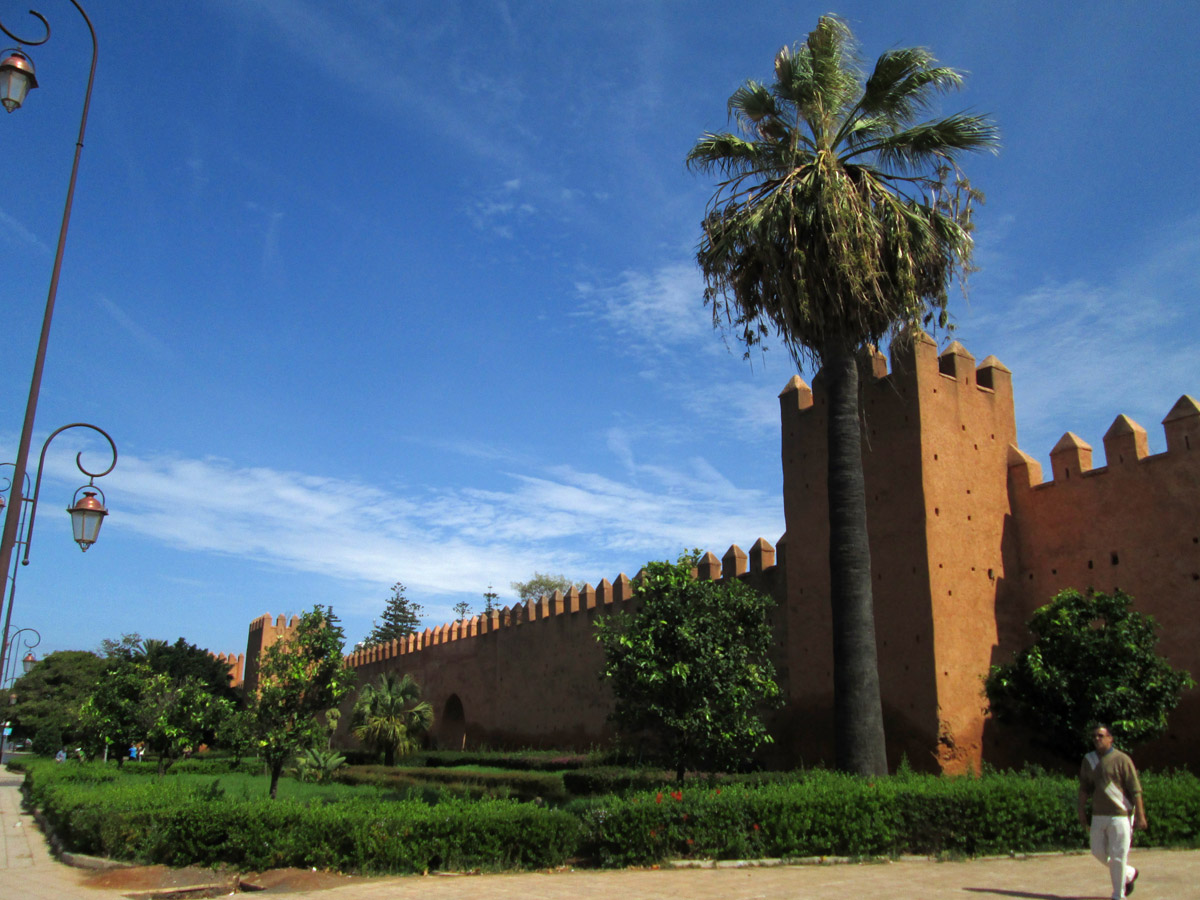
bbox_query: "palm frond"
[728,80,777,131]
[685,132,773,176]
[846,113,999,172]
[860,49,964,122]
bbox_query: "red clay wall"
[779,333,1019,772]
[338,548,784,752]
[995,395,1200,768]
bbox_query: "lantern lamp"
[67,487,107,551]
[0,49,37,113]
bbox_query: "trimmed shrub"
[336,764,569,804]
[25,762,579,873]
[20,761,1200,873]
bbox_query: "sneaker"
[1125,867,1139,896]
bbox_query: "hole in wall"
[1088,560,1094,569]
[988,569,995,580]
[1052,568,1057,575]
[1111,552,1119,565]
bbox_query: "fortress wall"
[780,337,936,769]
[912,339,1019,772]
[340,544,784,752]
[241,343,1198,772]
[242,613,300,695]
[780,333,1021,772]
[212,652,245,689]
[1002,395,1200,767]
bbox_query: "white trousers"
[1090,814,1135,899]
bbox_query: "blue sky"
[1,0,1196,664]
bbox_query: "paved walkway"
[2,766,1196,899]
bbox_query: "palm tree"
[686,16,998,775]
[351,672,434,766]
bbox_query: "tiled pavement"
[3,767,1196,899]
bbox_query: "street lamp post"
[0,424,116,689]
[2,626,40,691]
[0,2,103,686]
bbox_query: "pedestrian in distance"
[1078,724,1147,899]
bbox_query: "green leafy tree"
[985,588,1195,760]
[482,586,499,615]
[78,658,154,761]
[363,582,424,647]
[594,553,782,781]
[142,637,240,704]
[142,673,234,776]
[510,572,580,604]
[216,705,256,768]
[8,650,104,752]
[686,16,998,774]
[98,633,149,658]
[253,605,356,798]
[452,600,472,622]
[351,671,434,766]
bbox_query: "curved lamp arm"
[22,422,117,564]
[0,9,50,45]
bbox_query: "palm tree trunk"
[823,347,888,776]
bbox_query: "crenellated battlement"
[1008,395,1200,489]
[210,651,245,689]
[342,538,782,670]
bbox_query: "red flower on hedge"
[752,823,760,831]
[671,790,683,802]
[655,792,663,804]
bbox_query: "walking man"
[1078,724,1146,898]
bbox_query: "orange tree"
[252,605,355,798]
[986,588,1195,760]
[595,553,781,782]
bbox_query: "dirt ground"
[83,863,386,895]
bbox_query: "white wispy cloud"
[95,295,174,363]
[0,207,51,255]
[581,262,711,352]
[957,215,1200,459]
[51,444,781,611]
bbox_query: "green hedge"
[563,766,678,796]
[20,762,1200,872]
[337,764,569,804]
[412,750,594,771]
[24,763,579,874]
[573,769,1200,866]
